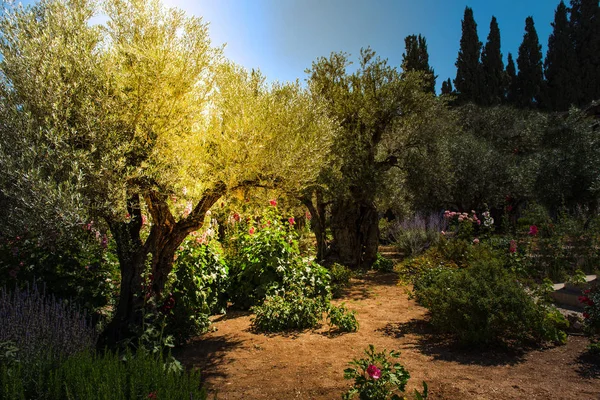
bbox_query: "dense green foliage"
[401,34,436,93]
[0,349,206,400]
[413,258,568,347]
[250,286,328,332]
[225,204,330,309]
[328,303,359,333]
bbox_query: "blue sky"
[19,0,558,93]
[162,0,557,93]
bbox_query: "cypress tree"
[545,1,580,111]
[402,34,436,93]
[481,16,505,105]
[570,0,600,105]
[505,52,517,105]
[516,17,544,108]
[441,78,453,95]
[454,6,483,104]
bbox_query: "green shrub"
[0,348,206,400]
[414,259,568,347]
[343,344,427,400]
[581,284,600,355]
[329,263,353,298]
[250,287,328,332]
[225,204,330,309]
[372,253,394,272]
[328,303,359,332]
[164,238,229,344]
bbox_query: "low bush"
[329,263,353,298]
[328,303,359,332]
[372,253,394,272]
[0,348,206,400]
[250,286,328,332]
[343,344,427,400]
[413,259,568,347]
[580,284,600,355]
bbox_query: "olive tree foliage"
[304,49,453,268]
[0,0,335,343]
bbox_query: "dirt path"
[178,271,600,399]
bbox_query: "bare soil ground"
[177,271,600,399]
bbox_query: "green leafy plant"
[250,286,328,332]
[163,237,229,344]
[372,253,394,272]
[226,203,330,309]
[343,344,427,400]
[328,303,359,332]
[413,259,568,347]
[330,263,353,298]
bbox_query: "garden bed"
[178,271,600,399]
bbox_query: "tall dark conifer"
[516,17,544,108]
[402,34,436,93]
[481,16,505,105]
[441,78,453,95]
[570,0,600,105]
[454,7,482,104]
[505,52,517,105]
[545,1,580,111]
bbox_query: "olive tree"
[0,0,334,343]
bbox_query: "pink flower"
[528,225,538,236]
[249,227,255,235]
[305,211,312,220]
[148,392,157,399]
[233,212,240,222]
[366,364,381,380]
[509,240,517,254]
[183,201,193,217]
[288,217,295,225]
[473,238,479,244]
[441,231,446,236]
[269,199,277,207]
[142,215,148,225]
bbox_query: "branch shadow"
[175,334,244,383]
[379,319,528,367]
[209,309,252,323]
[575,350,600,379]
[338,271,400,301]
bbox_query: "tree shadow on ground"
[339,271,400,301]
[209,309,252,323]
[175,335,244,382]
[379,319,528,367]
[574,350,600,379]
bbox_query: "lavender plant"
[0,283,97,365]
[391,212,447,257]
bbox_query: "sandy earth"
[177,271,600,399]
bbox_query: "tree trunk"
[330,199,379,269]
[302,189,328,262]
[98,184,227,347]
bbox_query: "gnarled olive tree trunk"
[330,198,379,269]
[98,184,226,347]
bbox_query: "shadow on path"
[379,319,527,367]
[176,335,244,382]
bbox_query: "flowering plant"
[343,344,427,400]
